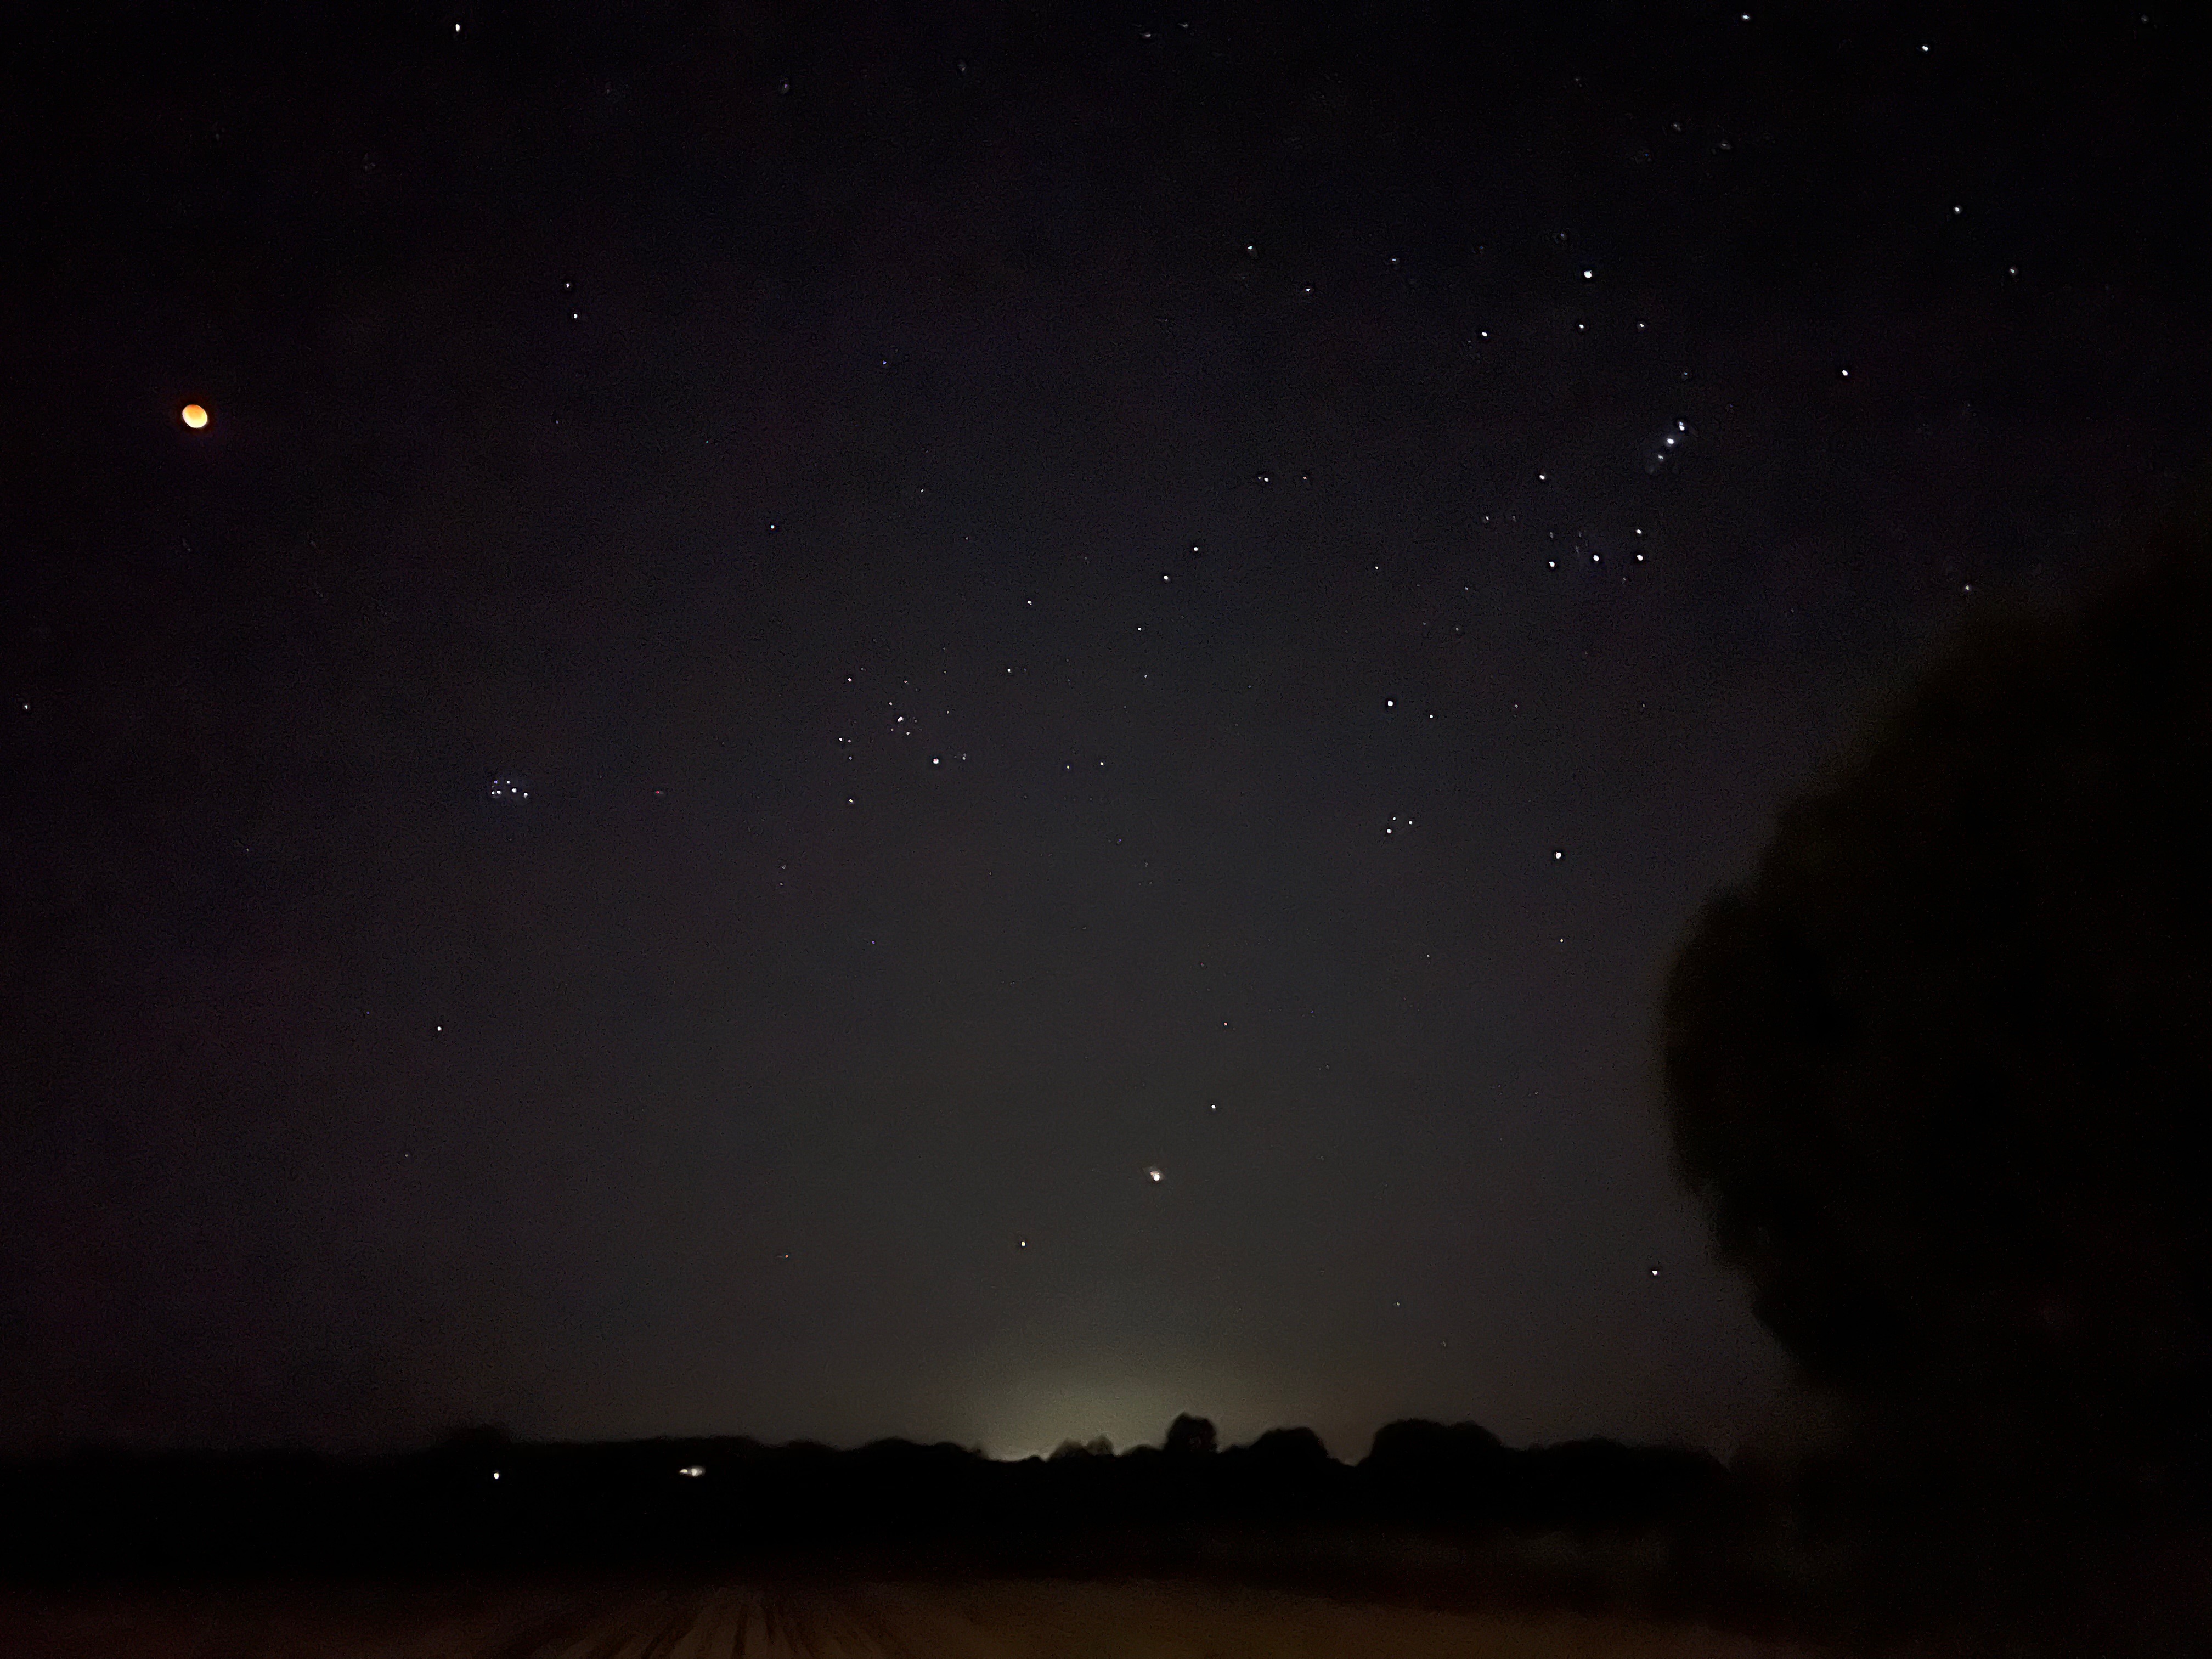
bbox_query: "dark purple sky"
[4,0,2208,1459]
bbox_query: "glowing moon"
[180,403,209,430]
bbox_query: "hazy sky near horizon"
[4,0,2209,1461]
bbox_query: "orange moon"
[180,403,209,429]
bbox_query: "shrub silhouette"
[1662,492,2212,1530]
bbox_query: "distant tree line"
[0,1415,1731,1581]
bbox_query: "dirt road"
[0,1577,1816,1658]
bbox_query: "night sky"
[5,1,2209,1462]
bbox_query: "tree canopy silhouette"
[1164,1413,1218,1457]
[1365,1419,1502,1476]
[1662,494,2212,1516]
[1243,1426,1331,1466]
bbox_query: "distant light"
[492,1471,501,1480]
[1147,1166,1164,1182]
[180,403,209,429]
[678,1465,705,1477]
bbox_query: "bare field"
[0,1576,1821,1658]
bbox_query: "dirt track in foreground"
[0,1577,1819,1657]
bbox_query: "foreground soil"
[0,1576,1820,1657]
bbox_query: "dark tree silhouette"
[1164,1413,1218,1457]
[1364,1418,1503,1474]
[1048,1435,1113,1460]
[1362,1420,1507,1523]
[1662,493,2212,1526]
[1243,1426,1331,1465]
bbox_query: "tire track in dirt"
[485,1584,996,1659]
[0,1577,1818,1657]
